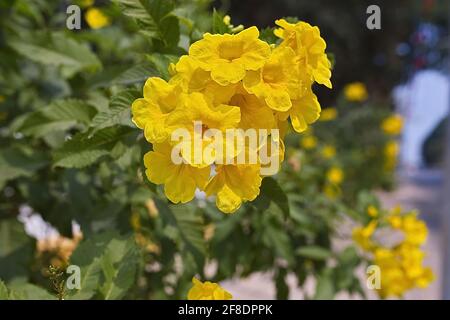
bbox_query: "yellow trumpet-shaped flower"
[189,27,271,86]
[143,142,210,204]
[244,46,300,112]
[132,77,182,144]
[205,163,262,213]
[274,19,332,89]
[188,278,232,300]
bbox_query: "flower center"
[218,40,244,61]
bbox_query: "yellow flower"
[244,46,300,112]
[402,214,428,245]
[278,88,321,133]
[344,82,368,102]
[205,164,262,213]
[171,55,237,105]
[367,205,378,218]
[85,7,110,29]
[229,84,275,130]
[189,27,271,85]
[381,114,403,136]
[321,145,336,159]
[143,142,210,204]
[165,92,241,166]
[132,77,182,143]
[188,278,232,300]
[326,167,343,184]
[274,19,332,88]
[352,221,377,250]
[300,135,317,150]
[319,107,337,121]
[0,95,5,103]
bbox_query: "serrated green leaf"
[90,89,140,134]
[53,126,136,168]
[156,200,206,268]
[17,99,97,137]
[117,0,180,47]
[296,246,332,260]
[100,237,139,300]
[9,32,101,77]
[0,147,48,189]
[69,232,138,300]
[8,283,55,300]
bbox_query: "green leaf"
[0,219,34,283]
[212,9,229,34]
[17,99,97,137]
[90,89,140,134]
[0,280,9,300]
[146,53,178,80]
[254,177,290,215]
[8,283,55,300]
[117,0,180,47]
[9,32,101,77]
[296,246,332,261]
[156,201,206,268]
[100,237,139,300]
[53,126,136,168]
[0,147,48,189]
[314,269,335,300]
[259,27,278,44]
[69,232,138,300]
[112,62,159,86]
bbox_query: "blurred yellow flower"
[354,206,434,298]
[188,278,232,300]
[344,82,368,102]
[326,167,343,184]
[352,220,377,250]
[0,95,5,103]
[319,107,337,121]
[367,205,378,218]
[321,145,336,159]
[384,140,399,170]
[381,114,403,136]
[85,7,110,29]
[300,135,317,150]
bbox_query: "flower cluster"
[132,19,332,213]
[187,278,232,300]
[353,206,434,298]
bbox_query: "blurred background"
[213,0,450,299]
